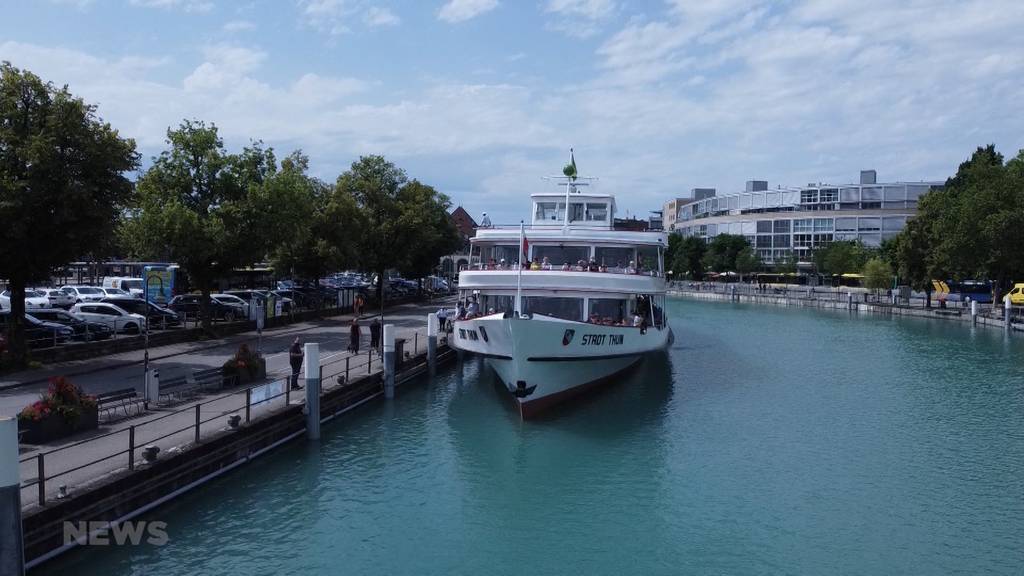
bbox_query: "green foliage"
[337,155,460,303]
[774,251,799,275]
[126,120,276,329]
[862,257,893,292]
[734,246,761,279]
[701,234,750,273]
[0,62,139,364]
[668,235,706,280]
[813,241,871,276]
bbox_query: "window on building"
[756,235,772,248]
[840,187,860,202]
[835,217,857,232]
[813,218,833,232]
[819,189,838,203]
[801,189,818,204]
[773,234,791,248]
[757,221,773,233]
[773,219,791,233]
[813,234,833,246]
[794,219,813,233]
[524,297,582,321]
[858,218,881,231]
[861,187,883,201]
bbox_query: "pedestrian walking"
[289,336,304,390]
[349,318,361,353]
[370,317,382,354]
[354,294,364,317]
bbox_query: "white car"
[61,285,107,303]
[99,287,133,298]
[211,294,250,318]
[32,288,76,309]
[0,289,51,310]
[70,303,148,334]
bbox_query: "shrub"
[18,376,96,425]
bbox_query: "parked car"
[0,310,73,347]
[26,308,114,341]
[32,288,77,309]
[70,303,148,334]
[1004,283,1024,305]
[100,297,181,328]
[168,294,243,322]
[0,289,51,310]
[60,285,107,303]
[273,289,314,309]
[211,294,250,318]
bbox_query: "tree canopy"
[667,235,706,280]
[813,240,871,276]
[702,234,749,273]
[0,62,139,364]
[862,257,893,293]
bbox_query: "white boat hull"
[451,314,670,417]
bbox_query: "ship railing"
[465,263,662,277]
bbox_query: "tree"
[266,152,360,287]
[701,234,749,273]
[0,63,139,365]
[862,257,893,295]
[813,241,870,276]
[126,120,275,330]
[734,246,761,282]
[337,155,458,313]
[670,236,706,280]
[774,251,799,275]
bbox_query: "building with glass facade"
[674,171,942,264]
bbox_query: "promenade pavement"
[9,298,454,510]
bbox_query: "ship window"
[480,294,513,315]
[586,203,608,221]
[569,202,585,222]
[535,202,565,222]
[637,245,661,275]
[524,297,583,321]
[588,298,628,325]
[493,245,520,265]
[595,247,634,270]
[533,245,590,267]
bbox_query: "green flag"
[563,148,577,180]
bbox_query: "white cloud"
[363,6,399,27]
[129,0,215,13]
[48,0,94,9]
[223,19,257,32]
[544,0,616,38]
[438,0,499,23]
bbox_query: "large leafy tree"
[701,234,749,273]
[670,236,706,280]
[813,240,871,276]
[338,155,458,313]
[892,216,937,307]
[125,120,275,329]
[0,63,139,364]
[266,152,360,285]
[734,246,761,282]
[862,257,893,294]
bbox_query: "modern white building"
[674,171,942,264]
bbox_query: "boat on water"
[450,154,671,418]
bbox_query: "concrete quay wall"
[669,289,1020,333]
[21,345,456,568]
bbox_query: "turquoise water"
[39,300,1024,575]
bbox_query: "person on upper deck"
[541,256,552,270]
[626,260,637,274]
[480,212,492,228]
[530,260,541,270]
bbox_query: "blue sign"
[143,266,175,305]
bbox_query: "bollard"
[304,343,321,441]
[144,368,159,406]
[0,417,25,576]
[971,300,978,325]
[383,324,396,399]
[427,313,438,377]
[1005,295,1012,330]
[847,291,853,311]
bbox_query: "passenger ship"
[450,165,671,418]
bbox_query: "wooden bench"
[158,373,201,404]
[193,367,232,391]
[96,388,145,420]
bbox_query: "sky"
[2,0,1023,225]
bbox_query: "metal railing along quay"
[17,327,435,508]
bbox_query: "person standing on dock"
[349,318,361,354]
[289,336,304,390]
[370,317,381,354]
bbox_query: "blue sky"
[2,0,1023,224]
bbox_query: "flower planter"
[18,405,98,444]
[227,356,267,385]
